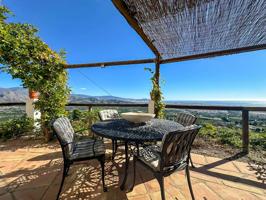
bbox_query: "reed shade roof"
[114,0,266,61]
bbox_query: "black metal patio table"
[91,118,184,190]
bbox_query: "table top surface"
[91,118,184,142]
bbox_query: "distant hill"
[0,87,28,103]
[0,87,148,103]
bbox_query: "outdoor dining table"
[91,118,184,190]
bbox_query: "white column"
[26,96,41,131]
[148,99,155,114]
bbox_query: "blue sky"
[1,0,266,101]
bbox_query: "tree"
[0,6,70,141]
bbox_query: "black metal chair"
[131,125,201,200]
[175,112,197,168]
[175,112,197,127]
[52,117,107,200]
[98,109,121,159]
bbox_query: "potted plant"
[29,89,39,99]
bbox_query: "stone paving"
[0,139,265,200]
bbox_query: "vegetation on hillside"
[0,115,34,140]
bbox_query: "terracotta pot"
[29,90,39,99]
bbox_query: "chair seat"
[135,145,162,171]
[135,144,187,172]
[70,139,105,160]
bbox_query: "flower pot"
[29,90,39,99]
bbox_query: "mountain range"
[0,87,148,103]
[1,87,266,107]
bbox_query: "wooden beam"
[161,44,266,64]
[242,110,249,153]
[112,0,160,57]
[66,58,155,69]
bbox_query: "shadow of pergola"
[0,145,264,199]
[0,149,150,200]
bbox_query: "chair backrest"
[98,109,119,121]
[160,125,201,171]
[52,117,75,159]
[175,112,197,126]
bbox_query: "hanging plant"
[0,6,70,141]
[145,67,165,118]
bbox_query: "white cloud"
[80,88,87,90]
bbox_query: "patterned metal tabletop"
[91,119,184,142]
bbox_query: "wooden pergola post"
[154,56,160,88]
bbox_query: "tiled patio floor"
[0,139,265,200]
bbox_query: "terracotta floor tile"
[0,193,13,200]
[128,194,151,200]
[233,161,257,175]
[205,156,241,172]
[222,180,265,195]
[189,169,222,184]
[166,186,187,200]
[1,139,265,200]
[149,191,173,200]
[144,179,161,193]
[127,183,148,197]
[13,186,47,200]
[253,193,266,200]
[190,153,207,165]
[182,182,223,200]
[0,161,22,175]
[206,182,262,200]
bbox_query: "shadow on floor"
[0,150,151,200]
[194,152,265,189]
[1,147,264,199]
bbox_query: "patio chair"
[175,112,197,168]
[131,125,201,200]
[52,117,107,200]
[98,109,121,159]
[175,112,197,127]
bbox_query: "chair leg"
[129,156,137,191]
[186,165,195,200]
[57,162,69,200]
[65,165,70,176]
[189,154,196,168]
[155,173,165,200]
[99,156,107,192]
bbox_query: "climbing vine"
[145,67,165,118]
[0,6,70,141]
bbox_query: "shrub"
[199,123,217,138]
[70,109,100,134]
[250,131,266,150]
[218,127,242,148]
[72,109,83,121]
[0,115,34,140]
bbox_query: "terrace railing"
[2,102,266,153]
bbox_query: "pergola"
[66,0,266,94]
[64,0,266,153]
[66,0,266,69]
